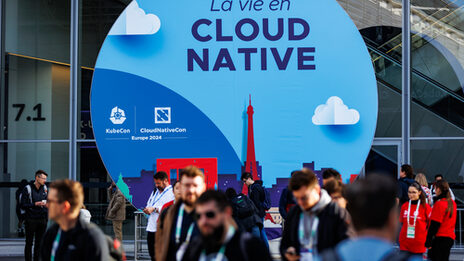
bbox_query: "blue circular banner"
[91,0,378,209]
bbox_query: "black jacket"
[182,229,272,261]
[40,215,109,261]
[20,183,48,220]
[248,182,265,218]
[398,177,415,206]
[279,188,296,220]
[280,200,353,260]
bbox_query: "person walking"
[105,181,126,241]
[318,174,420,261]
[241,172,269,248]
[398,182,431,257]
[425,180,457,261]
[398,164,416,206]
[155,166,205,261]
[144,171,174,261]
[181,190,272,261]
[40,179,109,261]
[280,169,353,261]
[21,170,48,261]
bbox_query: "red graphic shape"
[156,158,218,189]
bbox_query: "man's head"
[195,190,232,240]
[35,170,48,186]
[345,174,398,241]
[400,164,414,179]
[240,172,254,186]
[47,179,84,223]
[153,171,169,192]
[179,166,206,206]
[435,174,443,182]
[322,168,341,186]
[289,169,320,211]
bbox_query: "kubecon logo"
[109,106,126,124]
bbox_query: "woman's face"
[408,186,420,201]
[435,187,442,196]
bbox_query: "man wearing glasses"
[40,179,108,261]
[280,169,353,261]
[20,170,48,261]
[181,190,272,261]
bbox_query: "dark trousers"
[147,231,156,261]
[25,218,47,261]
[428,237,454,261]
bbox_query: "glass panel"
[78,0,128,140]
[410,1,464,136]
[365,145,399,180]
[0,142,69,237]
[411,140,464,203]
[338,2,403,137]
[1,0,71,140]
[78,142,135,239]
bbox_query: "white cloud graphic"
[312,96,360,125]
[109,1,161,35]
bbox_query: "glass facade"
[0,0,463,238]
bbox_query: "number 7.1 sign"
[12,103,46,121]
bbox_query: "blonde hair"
[415,173,428,187]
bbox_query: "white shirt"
[80,209,92,223]
[145,185,174,232]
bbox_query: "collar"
[304,189,331,214]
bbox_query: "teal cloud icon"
[312,96,360,125]
[109,1,161,35]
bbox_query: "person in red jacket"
[399,182,431,256]
[425,180,456,261]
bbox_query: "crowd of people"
[16,164,458,261]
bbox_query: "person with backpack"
[398,182,431,257]
[241,172,269,248]
[318,174,421,261]
[225,188,262,238]
[16,179,29,237]
[21,170,48,261]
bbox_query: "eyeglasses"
[194,211,217,220]
[37,176,47,180]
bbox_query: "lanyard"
[175,204,195,244]
[51,229,62,261]
[199,226,236,261]
[299,213,319,251]
[148,185,172,207]
[407,200,420,226]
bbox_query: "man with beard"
[144,171,174,261]
[155,166,206,261]
[181,190,272,261]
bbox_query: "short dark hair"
[324,179,344,196]
[225,187,237,200]
[401,164,414,179]
[435,174,443,180]
[241,172,253,181]
[322,168,340,180]
[345,174,397,231]
[179,166,205,181]
[289,169,318,191]
[35,170,48,177]
[154,171,168,180]
[196,189,230,211]
[49,179,84,212]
